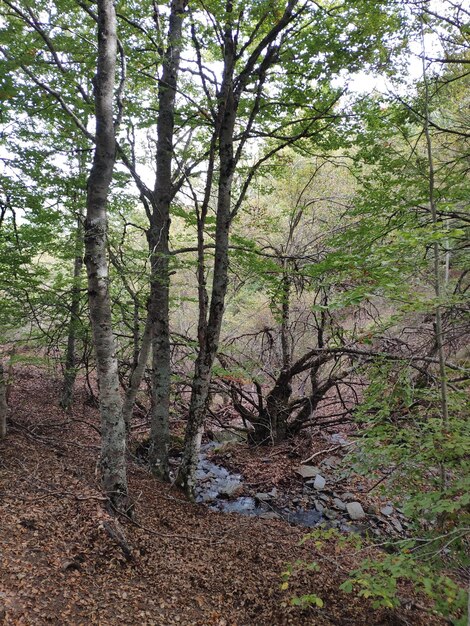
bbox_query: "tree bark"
[177,24,237,496]
[0,362,7,439]
[61,215,84,410]
[122,310,152,428]
[177,0,299,496]
[421,19,449,489]
[147,0,188,481]
[84,0,128,512]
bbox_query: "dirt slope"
[0,367,443,625]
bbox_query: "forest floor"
[0,366,445,626]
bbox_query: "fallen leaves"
[0,366,445,625]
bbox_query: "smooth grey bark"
[147,0,188,481]
[61,216,84,410]
[0,362,7,439]
[84,0,128,512]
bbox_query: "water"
[194,444,324,528]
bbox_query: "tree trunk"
[84,0,128,513]
[421,20,449,490]
[280,270,292,371]
[177,1,299,495]
[60,216,84,410]
[122,310,152,428]
[250,373,291,445]
[147,0,187,481]
[0,362,7,439]
[177,48,237,495]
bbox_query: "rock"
[365,503,379,515]
[254,492,272,502]
[390,518,403,533]
[199,491,218,503]
[286,509,322,527]
[296,465,321,479]
[313,474,326,490]
[333,497,347,511]
[380,505,394,516]
[346,501,366,520]
[342,492,356,501]
[314,500,324,513]
[323,508,337,520]
[213,430,246,444]
[259,512,281,520]
[321,456,341,468]
[218,480,242,499]
[331,433,349,445]
[339,522,357,533]
[269,487,278,498]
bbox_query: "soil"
[0,366,445,625]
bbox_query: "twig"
[301,441,354,465]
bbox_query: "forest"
[0,0,469,624]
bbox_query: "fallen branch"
[301,441,355,465]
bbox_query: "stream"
[194,443,324,528]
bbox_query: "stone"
[321,456,341,468]
[346,501,366,520]
[218,480,242,499]
[314,500,324,513]
[254,492,272,502]
[313,474,326,490]
[259,512,281,520]
[213,430,246,444]
[333,497,347,511]
[331,433,349,446]
[323,508,337,520]
[390,518,403,533]
[296,465,321,479]
[342,492,356,501]
[380,505,394,516]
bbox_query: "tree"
[176,0,407,495]
[0,361,7,439]
[84,0,128,512]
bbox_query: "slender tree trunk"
[421,18,449,490]
[0,362,7,439]
[122,310,152,428]
[280,269,292,371]
[84,0,128,512]
[147,0,188,481]
[61,216,84,410]
[177,50,237,495]
[177,1,299,496]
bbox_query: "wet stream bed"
[194,443,341,530]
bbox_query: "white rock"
[296,465,321,479]
[313,474,326,490]
[346,501,366,520]
[333,497,347,511]
[380,505,394,516]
